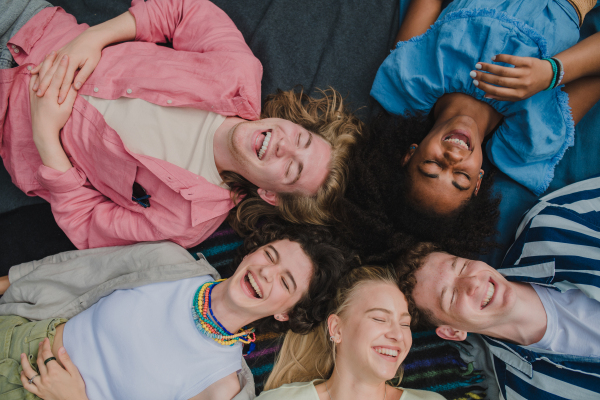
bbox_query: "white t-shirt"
[527,283,600,357]
[63,275,242,400]
[255,380,446,400]
[82,96,227,188]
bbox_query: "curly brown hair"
[225,87,364,235]
[339,111,501,264]
[395,242,444,331]
[233,219,358,334]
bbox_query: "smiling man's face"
[412,252,517,340]
[227,118,332,204]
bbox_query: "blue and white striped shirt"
[483,175,600,399]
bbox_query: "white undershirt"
[527,283,600,357]
[82,96,227,188]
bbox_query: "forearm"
[395,0,443,44]
[562,76,600,125]
[84,11,136,49]
[554,32,600,85]
[32,129,72,173]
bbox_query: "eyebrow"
[305,132,313,149]
[269,245,297,291]
[417,167,469,191]
[286,270,297,291]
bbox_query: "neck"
[213,116,246,174]
[207,280,254,333]
[319,365,388,400]
[434,93,503,138]
[480,282,547,345]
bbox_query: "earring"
[410,146,416,150]
[329,336,335,341]
[479,172,483,178]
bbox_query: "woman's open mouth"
[373,346,400,361]
[443,131,471,150]
[255,131,272,160]
[243,272,263,298]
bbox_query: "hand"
[29,53,78,141]
[20,338,88,400]
[470,54,554,102]
[31,28,104,103]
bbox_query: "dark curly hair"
[339,111,501,264]
[233,219,358,334]
[395,242,444,331]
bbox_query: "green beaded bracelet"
[542,58,558,91]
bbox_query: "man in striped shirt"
[397,175,600,399]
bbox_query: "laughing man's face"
[412,252,517,340]
[227,118,331,203]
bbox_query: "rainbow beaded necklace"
[191,279,256,346]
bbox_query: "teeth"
[444,137,469,149]
[482,282,495,308]
[375,347,398,357]
[258,131,271,160]
[248,273,263,298]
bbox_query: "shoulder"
[400,388,447,400]
[256,381,318,400]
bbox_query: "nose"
[444,148,464,164]
[385,323,405,342]
[275,135,295,158]
[458,274,482,297]
[259,263,277,282]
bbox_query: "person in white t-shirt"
[257,266,446,400]
[9,221,351,400]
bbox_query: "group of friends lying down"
[0,0,600,399]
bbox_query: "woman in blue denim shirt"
[368,0,600,221]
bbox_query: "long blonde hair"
[264,266,404,391]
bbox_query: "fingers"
[36,340,49,377]
[474,80,517,101]
[493,53,532,68]
[471,69,520,90]
[29,74,39,92]
[35,52,59,95]
[20,354,41,397]
[57,346,79,377]
[474,61,520,78]
[73,60,96,90]
[58,61,80,104]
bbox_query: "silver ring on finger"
[28,374,40,384]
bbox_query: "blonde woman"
[257,267,445,400]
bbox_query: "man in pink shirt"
[0,0,363,250]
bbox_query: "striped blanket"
[189,222,488,399]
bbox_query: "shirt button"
[27,65,32,71]
[126,89,132,94]
[11,45,15,49]
[167,100,172,104]
[14,48,19,53]
[93,87,99,92]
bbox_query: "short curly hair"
[339,111,501,264]
[395,242,444,331]
[226,87,364,235]
[233,219,358,334]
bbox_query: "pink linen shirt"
[0,0,263,249]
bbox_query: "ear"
[327,314,342,343]
[257,188,280,206]
[474,168,484,196]
[273,313,289,322]
[435,325,468,341]
[402,144,418,167]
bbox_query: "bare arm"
[395,0,443,44]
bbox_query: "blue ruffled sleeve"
[371,8,577,195]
